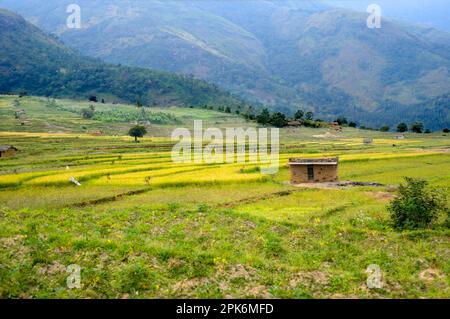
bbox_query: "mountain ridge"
[1,1,449,129]
[0,8,250,111]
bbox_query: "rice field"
[0,96,449,298]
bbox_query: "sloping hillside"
[2,0,449,129]
[0,95,251,135]
[0,9,248,109]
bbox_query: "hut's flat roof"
[0,145,17,152]
[289,157,338,165]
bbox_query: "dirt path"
[291,181,384,190]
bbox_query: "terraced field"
[0,96,449,298]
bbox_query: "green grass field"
[0,96,449,298]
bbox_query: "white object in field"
[66,166,70,170]
[69,176,81,186]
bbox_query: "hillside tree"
[256,108,271,125]
[397,122,408,132]
[269,112,288,128]
[336,116,348,126]
[294,110,304,120]
[128,125,147,142]
[410,122,424,133]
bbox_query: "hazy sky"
[0,0,449,31]
[323,0,450,31]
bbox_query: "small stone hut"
[0,145,18,158]
[289,157,339,184]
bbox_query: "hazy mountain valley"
[2,0,449,129]
[0,1,449,301]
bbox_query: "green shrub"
[388,177,448,230]
[197,203,210,213]
[81,108,94,119]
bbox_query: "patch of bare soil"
[170,263,273,298]
[36,261,66,275]
[313,132,338,139]
[222,264,271,298]
[419,268,444,282]
[227,264,256,281]
[330,293,360,299]
[289,270,330,289]
[292,181,384,190]
[167,258,184,270]
[0,235,30,260]
[291,182,340,189]
[413,148,450,153]
[173,277,210,292]
[365,191,395,201]
[242,285,272,298]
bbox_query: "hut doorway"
[307,165,314,181]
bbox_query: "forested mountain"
[1,1,449,129]
[0,9,248,109]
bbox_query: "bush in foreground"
[388,177,448,230]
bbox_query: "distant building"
[14,109,26,118]
[394,135,405,140]
[331,122,342,132]
[289,157,339,183]
[287,120,301,127]
[0,145,18,158]
[363,138,373,144]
